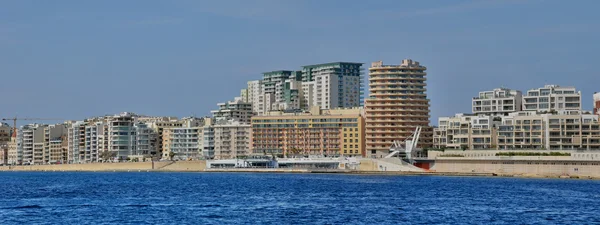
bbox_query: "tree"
[168,151,176,161]
[100,151,117,162]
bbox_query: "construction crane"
[1,117,64,135]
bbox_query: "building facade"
[7,130,18,165]
[161,127,201,160]
[251,107,365,157]
[302,62,364,109]
[523,85,581,112]
[365,59,433,158]
[434,114,498,150]
[213,122,251,159]
[0,123,11,164]
[247,80,264,114]
[18,124,45,165]
[211,97,253,124]
[434,111,600,151]
[472,88,522,116]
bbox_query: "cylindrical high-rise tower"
[365,59,433,158]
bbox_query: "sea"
[0,172,598,224]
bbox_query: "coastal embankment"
[0,161,206,172]
[1,160,598,179]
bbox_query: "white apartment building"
[213,122,251,159]
[211,97,253,124]
[240,88,248,103]
[523,85,581,112]
[18,124,45,165]
[202,125,215,159]
[133,123,156,157]
[434,114,499,150]
[301,81,315,109]
[82,122,105,162]
[106,113,137,160]
[247,80,263,114]
[303,62,363,109]
[161,127,201,160]
[472,88,522,116]
[67,121,84,163]
[262,70,292,105]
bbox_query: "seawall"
[0,161,207,172]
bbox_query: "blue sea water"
[0,172,599,225]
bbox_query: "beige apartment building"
[49,136,68,163]
[213,122,251,159]
[472,88,522,116]
[7,131,18,165]
[251,107,365,157]
[0,123,11,164]
[434,114,498,150]
[365,59,433,158]
[434,111,600,151]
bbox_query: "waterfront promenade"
[1,159,599,180]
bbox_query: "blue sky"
[1,0,598,125]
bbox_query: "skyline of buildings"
[1,58,599,165]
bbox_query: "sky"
[1,0,599,125]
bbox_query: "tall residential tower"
[365,59,433,158]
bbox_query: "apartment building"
[247,80,263,114]
[0,123,10,164]
[251,107,365,157]
[301,81,315,109]
[213,122,251,159]
[240,88,248,103]
[496,111,546,150]
[435,111,600,151]
[133,123,156,157]
[49,136,68,163]
[43,124,67,164]
[594,92,600,115]
[7,130,18,165]
[263,70,294,105]
[0,123,10,144]
[282,79,302,110]
[434,114,498,150]
[301,62,364,109]
[202,125,215,159]
[211,97,253,124]
[522,85,581,112]
[18,124,45,165]
[146,119,183,157]
[545,111,600,150]
[472,88,522,116]
[162,127,201,160]
[365,59,433,158]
